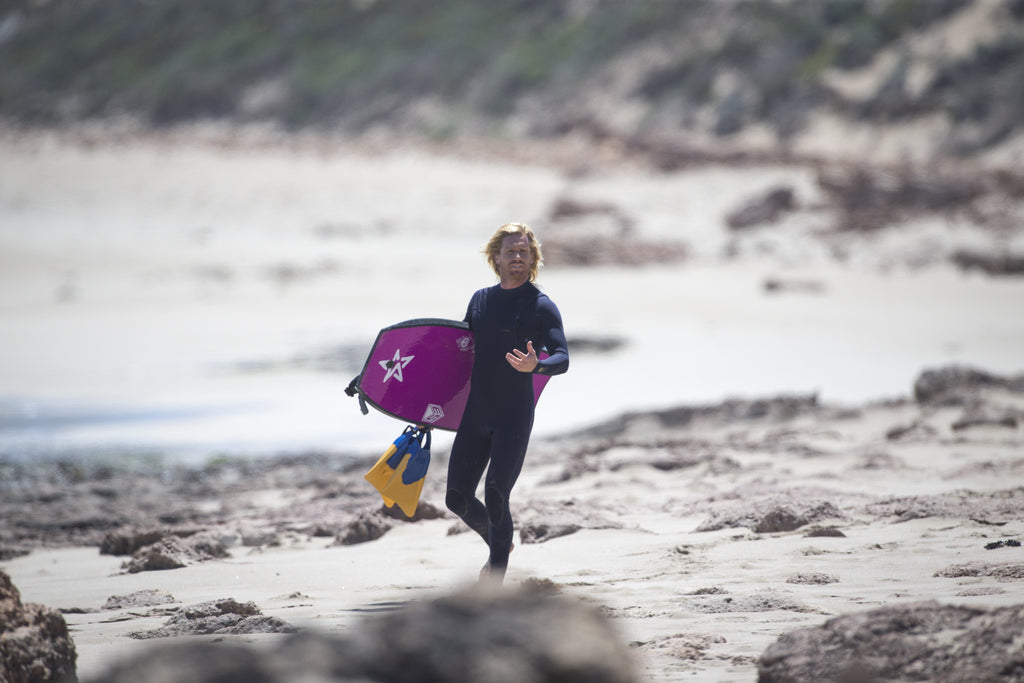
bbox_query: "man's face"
[494,234,533,286]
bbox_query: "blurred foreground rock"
[0,570,77,683]
[757,601,1024,683]
[91,586,637,683]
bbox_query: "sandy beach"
[2,129,1023,681]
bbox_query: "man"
[445,222,570,583]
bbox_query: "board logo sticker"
[379,349,414,383]
[421,403,445,423]
[456,335,474,352]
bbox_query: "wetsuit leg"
[482,408,534,576]
[445,412,491,543]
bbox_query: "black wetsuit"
[445,281,569,577]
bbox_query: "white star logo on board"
[379,349,414,383]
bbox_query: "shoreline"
[3,370,1024,680]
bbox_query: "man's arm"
[507,300,569,375]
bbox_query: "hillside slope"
[2,0,1023,162]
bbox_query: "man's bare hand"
[506,340,538,373]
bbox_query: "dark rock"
[637,632,727,661]
[0,570,78,683]
[853,452,906,470]
[547,195,635,233]
[578,394,821,441]
[103,590,178,611]
[128,598,298,640]
[519,522,582,544]
[57,608,96,615]
[866,488,1024,524]
[99,526,203,556]
[606,446,712,472]
[238,525,279,547]
[785,572,839,585]
[951,405,1020,431]
[685,589,817,615]
[951,249,1024,276]
[804,525,846,538]
[754,507,805,533]
[884,420,937,441]
[120,534,228,574]
[564,335,627,354]
[380,499,448,522]
[956,586,1007,597]
[92,586,637,682]
[99,528,168,556]
[517,500,624,544]
[702,501,843,534]
[519,577,562,596]
[726,186,796,229]
[334,511,393,545]
[934,561,1024,580]
[817,165,987,233]
[542,235,688,267]
[758,601,1024,683]
[762,277,824,294]
[0,545,31,561]
[912,365,1016,406]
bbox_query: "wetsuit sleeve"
[462,291,478,329]
[533,299,569,376]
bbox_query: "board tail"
[345,374,369,415]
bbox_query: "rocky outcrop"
[120,534,228,573]
[0,570,77,683]
[758,601,1024,683]
[128,598,298,640]
[951,249,1024,276]
[913,365,1024,406]
[696,499,845,534]
[103,590,178,611]
[726,186,796,230]
[100,527,178,556]
[96,586,636,682]
[334,511,394,545]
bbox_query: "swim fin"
[379,428,431,518]
[364,426,418,507]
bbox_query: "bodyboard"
[348,318,551,431]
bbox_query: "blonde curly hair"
[483,222,543,282]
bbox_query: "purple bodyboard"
[352,318,551,431]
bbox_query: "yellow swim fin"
[379,428,431,518]
[364,427,417,507]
